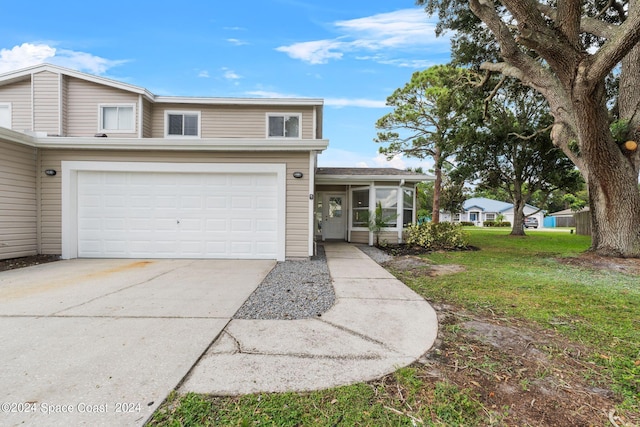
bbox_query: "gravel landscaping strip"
[233,245,335,320]
[356,244,393,264]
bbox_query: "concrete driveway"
[0,258,274,427]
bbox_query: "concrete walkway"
[180,242,438,394]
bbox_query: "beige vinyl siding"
[350,231,369,244]
[38,149,310,258]
[0,78,32,132]
[65,77,139,137]
[143,99,153,137]
[33,71,60,135]
[151,104,315,139]
[0,139,37,259]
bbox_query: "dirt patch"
[405,303,636,426]
[375,249,637,426]
[383,255,466,277]
[0,254,61,272]
[558,252,640,275]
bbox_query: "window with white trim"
[166,111,200,137]
[0,103,11,129]
[403,188,414,227]
[99,105,134,132]
[454,213,461,222]
[375,188,398,227]
[486,213,496,221]
[267,114,300,138]
[351,188,369,227]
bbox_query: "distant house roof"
[315,167,434,183]
[462,197,543,213]
[548,207,590,217]
[463,197,513,213]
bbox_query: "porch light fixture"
[44,169,57,176]
[293,171,304,179]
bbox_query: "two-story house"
[0,64,431,261]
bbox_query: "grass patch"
[400,229,639,406]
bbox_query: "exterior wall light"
[45,169,57,176]
[293,172,304,179]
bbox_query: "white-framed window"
[99,104,135,132]
[0,103,11,129]
[267,113,301,138]
[375,188,398,227]
[454,213,461,222]
[485,213,496,221]
[165,111,200,137]
[402,188,414,227]
[351,188,370,227]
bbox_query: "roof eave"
[154,96,324,106]
[31,136,329,152]
[316,174,433,184]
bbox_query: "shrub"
[460,221,475,226]
[406,222,469,250]
[484,221,511,227]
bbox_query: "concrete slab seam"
[50,261,194,317]
[315,318,398,353]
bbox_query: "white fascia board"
[33,137,329,152]
[154,96,324,106]
[316,174,434,184]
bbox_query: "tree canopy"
[419,0,640,257]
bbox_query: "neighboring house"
[0,64,432,261]
[440,197,545,227]
[545,208,578,227]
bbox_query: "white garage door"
[77,171,279,259]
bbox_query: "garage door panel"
[77,170,279,259]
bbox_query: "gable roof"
[316,167,434,183]
[462,197,542,213]
[463,197,515,213]
[0,63,323,107]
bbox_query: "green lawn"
[407,229,639,403]
[150,229,639,426]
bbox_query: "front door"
[322,193,346,240]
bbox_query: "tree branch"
[509,124,554,140]
[536,3,616,39]
[586,8,640,84]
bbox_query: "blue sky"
[0,1,451,169]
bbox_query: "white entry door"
[322,193,345,240]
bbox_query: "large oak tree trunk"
[573,82,640,257]
[510,184,526,236]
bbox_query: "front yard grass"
[150,229,639,426]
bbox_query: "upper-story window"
[267,113,300,138]
[166,111,200,137]
[100,104,135,132]
[0,103,11,129]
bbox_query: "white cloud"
[276,8,449,66]
[324,97,387,108]
[226,38,249,46]
[245,90,299,98]
[276,39,344,65]
[0,42,126,75]
[222,68,242,80]
[198,70,210,78]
